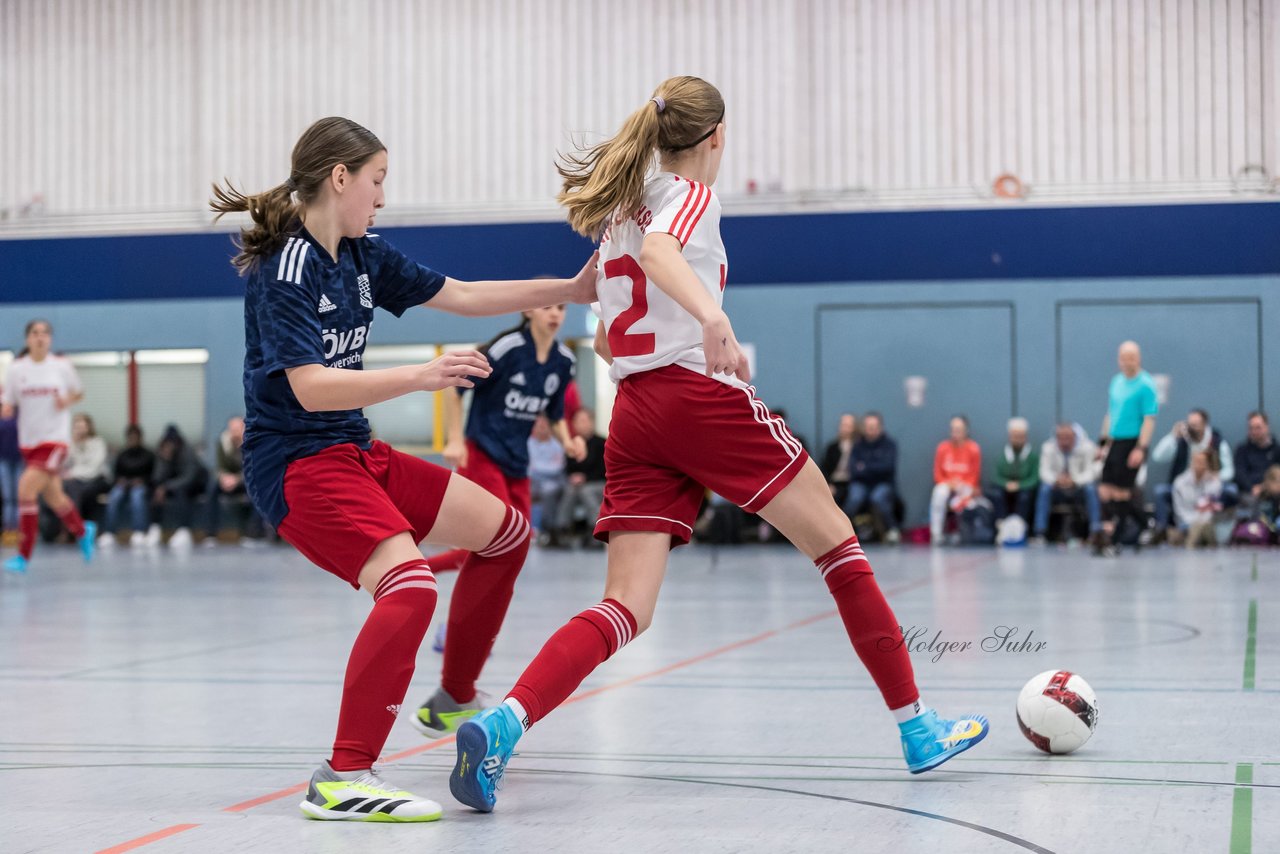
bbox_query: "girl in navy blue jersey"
[210,116,596,822]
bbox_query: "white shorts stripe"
[741,455,804,509]
[742,388,802,458]
[596,514,693,535]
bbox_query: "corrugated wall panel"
[2,0,1276,231]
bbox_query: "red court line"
[95,823,200,854]
[98,562,958,850]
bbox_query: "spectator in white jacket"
[60,413,111,527]
[1171,449,1223,548]
[1151,408,1235,540]
[1032,423,1100,542]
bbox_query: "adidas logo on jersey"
[510,372,527,386]
[318,294,337,313]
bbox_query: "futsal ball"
[1016,670,1099,754]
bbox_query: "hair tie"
[651,96,666,114]
[284,176,298,192]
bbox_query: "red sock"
[56,504,85,539]
[439,506,531,703]
[816,535,919,710]
[507,599,636,727]
[329,560,437,772]
[18,503,38,560]
[424,548,468,574]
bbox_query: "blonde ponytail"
[557,76,725,239]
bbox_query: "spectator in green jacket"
[985,417,1039,525]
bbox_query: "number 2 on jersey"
[603,255,656,357]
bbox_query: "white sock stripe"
[818,545,866,568]
[377,579,438,599]
[588,605,625,650]
[374,564,434,597]
[478,513,529,556]
[481,512,525,555]
[378,569,435,587]
[596,601,634,646]
[820,554,871,578]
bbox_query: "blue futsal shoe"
[450,704,521,812]
[79,521,97,563]
[3,555,28,575]
[900,709,989,774]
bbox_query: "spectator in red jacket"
[930,415,981,542]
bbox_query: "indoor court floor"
[1,538,1275,853]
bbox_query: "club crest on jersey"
[357,273,373,309]
[544,374,560,396]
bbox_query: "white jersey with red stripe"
[596,171,736,386]
[1,355,81,448]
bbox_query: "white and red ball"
[1016,670,1099,754]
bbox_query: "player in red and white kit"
[1,320,97,574]
[450,76,989,813]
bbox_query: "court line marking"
[517,766,1058,853]
[92,562,974,852]
[1243,599,1257,691]
[1230,763,1253,854]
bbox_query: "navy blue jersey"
[241,228,445,526]
[464,328,576,479]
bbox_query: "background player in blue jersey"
[209,116,597,822]
[427,303,585,571]
[416,304,586,703]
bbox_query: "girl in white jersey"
[449,76,989,813]
[1,320,96,574]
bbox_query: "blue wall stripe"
[1,201,1277,303]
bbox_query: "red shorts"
[596,365,809,546]
[459,440,531,520]
[276,441,453,588]
[21,443,68,473]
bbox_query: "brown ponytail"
[211,117,385,275]
[557,76,725,238]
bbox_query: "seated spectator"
[0,407,21,547]
[149,424,209,548]
[1033,423,1101,542]
[527,414,566,542]
[845,411,900,543]
[930,415,981,544]
[1257,465,1280,534]
[60,414,111,527]
[203,416,263,544]
[1151,408,1235,541]
[820,413,857,507]
[1235,411,1280,513]
[555,408,606,547]
[1171,449,1223,548]
[985,417,1038,526]
[100,424,156,547]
